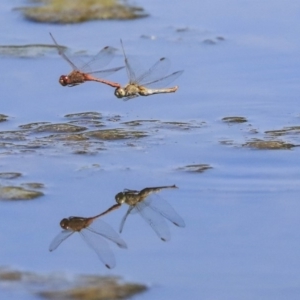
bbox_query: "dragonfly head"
[60,218,70,229]
[115,192,126,204]
[114,88,126,98]
[59,75,69,86]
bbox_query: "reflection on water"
[49,185,185,268]
[101,185,185,242]
[49,213,127,269]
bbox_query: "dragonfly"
[50,33,124,88]
[114,40,184,100]
[101,185,185,241]
[49,211,127,269]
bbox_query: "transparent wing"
[88,66,124,77]
[145,194,185,227]
[120,40,142,84]
[80,229,115,269]
[49,230,74,252]
[49,33,78,70]
[80,46,117,73]
[136,57,170,86]
[87,219,127,249]
[122,95,139,101]
[136,201,171,241]
[143,70,184,89]
[119,206,135,233]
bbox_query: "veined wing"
[136,57,171,86]
[49,230,74,252]
[122,95,139,101]
[119,206,135,233]
[80,46,117,73]
[120,40,141,84]
[50,33,78,70]
[143,70,183,89]
[145,194,185,227]
[136,201,171,241]
[88,66,124,77]
[87,219,127,249]
[80,229,115,269]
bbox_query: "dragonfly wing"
[87,220,127,249]
[136,201,171,241]
[49,230,74,252]
[49,33,78,70]
[80,46,117,73]
[122,95,139,101]
[136,57,171,86]
[119,206,135,233]
[146,194,185,227]
[88,66,125,77]
[143,70,184,89]
[120,40,145,83]
[80,229,115,269]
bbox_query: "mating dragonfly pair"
[50,33,183,100]
[49,185,185,269]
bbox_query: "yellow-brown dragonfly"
[49,212,127,269]
[114,41,183,100]
[50,33,123,88]
[101,185,185,241]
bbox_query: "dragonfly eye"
[59,75,68,86]
[115,192,125,204]
[60,218,69,229]
[114,88,125,98]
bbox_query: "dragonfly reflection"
[114,40,183,100]
[49,212,127,269]
[50,33,123,88]
[102,185,185,241]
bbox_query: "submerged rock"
[179,164,213,173]
[0,186,44,200]
[0,44,65,57]
[21,183,45,189]
[0,114,8,122]
[265,126,300,136]
[34,123,87,133]
[0,130,27,141]
[85,129,147,140]
[65,112,102,120]
[243,139,296,150]
[16,0,148,23]
[0,268,147,300]
[222,116,248,123]
[39,278,147,299]
[0,172,22,179]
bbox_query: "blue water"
[1,1,300,299]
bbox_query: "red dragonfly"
[49,211,127,269]
[50,33,124,88]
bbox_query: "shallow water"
[1,0,300,299]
